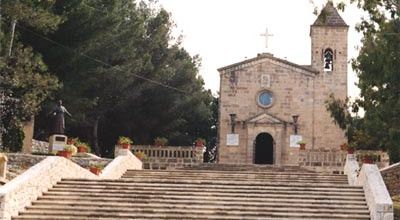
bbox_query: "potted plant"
[67,137,78,145]
[134,151,148,161]
[297,140,306,150]
[154,137,168,147]
[76,140,90,153]
[340,143,348,151]
[195,138,206,147]
[360,152,379,164]
[361,153,374,164]
[118,136,133,149]
[347,144,355,154]
[57,145,77,159]
[89,163,104,175]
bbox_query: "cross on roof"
[260,28,274,50]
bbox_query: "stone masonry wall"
[381,162,400,197]
[218,24,348,165]
[132,145,204,170]
[218,56,316,165]
[5,153,111,181]
[310,26,348,149]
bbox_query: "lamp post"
[292,114,299,134]
[229,113,237,133]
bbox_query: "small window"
[229,71,236,83]
[324,48,333,71]
[257,90,273,108]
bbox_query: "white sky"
[158,0,365,98]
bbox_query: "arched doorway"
[254,133,274,164]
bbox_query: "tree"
[0,0,61,151]
[327,0,400,162]
[31,0,215,156]
[351,0,400,162]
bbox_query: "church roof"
[218,53,318,74]
[312,2,348,27]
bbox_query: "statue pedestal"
[48,135,67,154]
[0,153,8,179]
[22,118,34,154]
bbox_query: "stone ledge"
[358,165,393,219]
[344,154,360,186]
[345,155,394,219]
[0,156,96,220]
[100,150,142,179]
[0,150,142,220]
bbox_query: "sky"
[158,0,366,99]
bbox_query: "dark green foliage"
[28,0,215,156]
[0,45,60,151]
[326,0,400,163]
[2,122,24,152]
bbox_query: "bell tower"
[310,2,349,148]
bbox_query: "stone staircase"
[13,165,370,219]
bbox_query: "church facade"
[217,3,348,165]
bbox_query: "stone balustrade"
[298,149,347,173]
[132,145,204,169]
[345,154,394,220]
[355,150,390,169]
[0,151,142,220]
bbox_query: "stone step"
[16,207,370,219]
[25,203,370,215]
[120,175,348,184]
[13,211,370,220]
[12,164,369,219]
[122,172,348,180]
[122,173,348,181]
[44,189,366,203]
[57,179,364,191]
[60,178,359,189]
[47,186,366,198]
[35,195,368,208]
[178,163,313,172]
[124,169,342,177]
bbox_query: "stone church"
[217,2,348,165]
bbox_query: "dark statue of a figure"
[49,100,72,135]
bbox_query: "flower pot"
[362,157,374,164]
[77,146,87,153]
[299,143,306,150]
[57,150,72,159]
[121,143,130,149]
[347,148,354,154]
[90,167,101,175]
[195,141,204,147]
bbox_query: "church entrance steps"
[34,195,368,207]
[13,169,370,219]
[122,170,348,183]
[47,184,364,197]
[13,212,370,220]
[18,204,370,217]
[179,163,312,172]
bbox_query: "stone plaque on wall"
[290,135,302,147]
[227,134,239,146]
[261,74,271,88]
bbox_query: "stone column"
[0,153,8,180]
[22,118,34,154]
[114,146,130,157]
